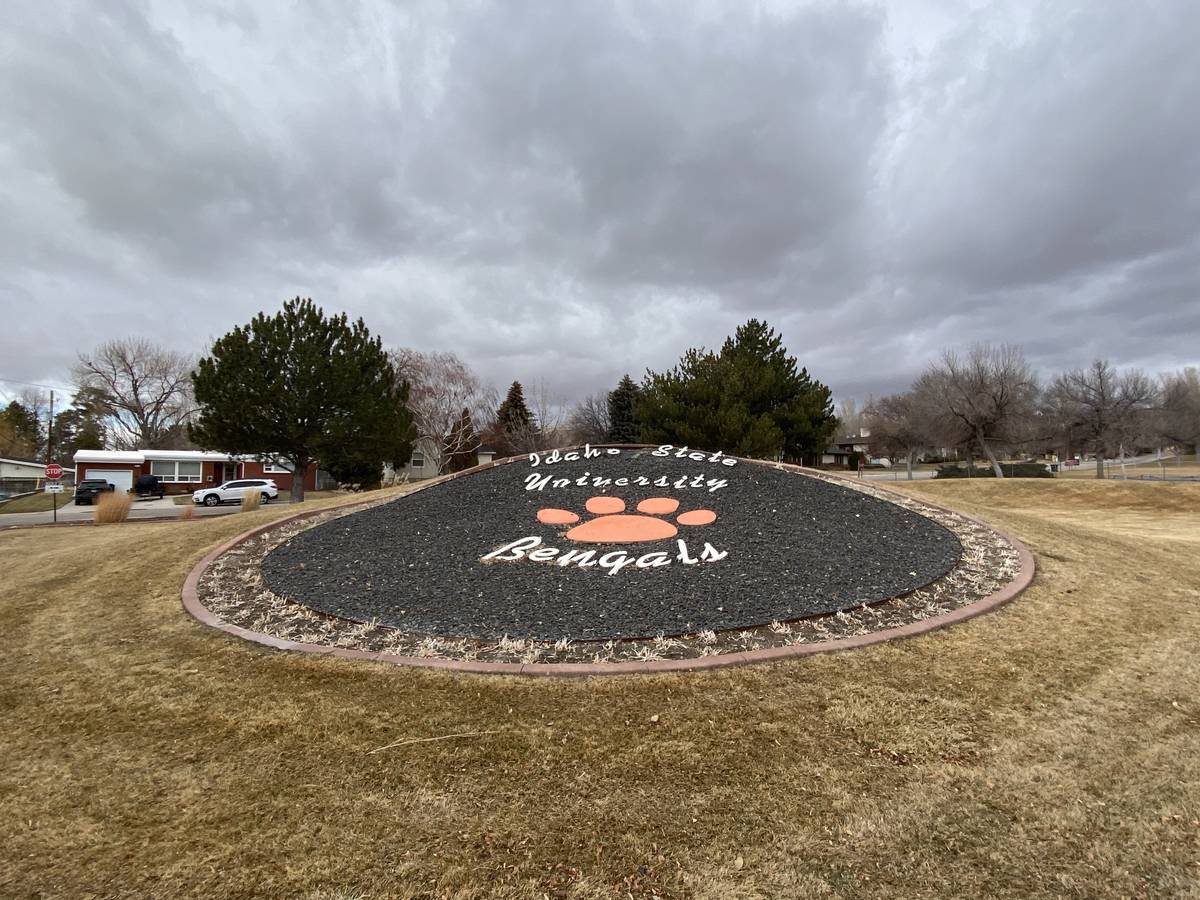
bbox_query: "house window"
[149,460,203,482]
[410,452,425,468]
[263,459,293,474]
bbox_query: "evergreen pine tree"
[191,297,414,499]
[636,319,837,461]
[492,381,538,454]
[606,374,641,442]
[0,402,44,459]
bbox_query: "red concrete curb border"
[180,450,1036,677]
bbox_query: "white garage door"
[86,469,134,491]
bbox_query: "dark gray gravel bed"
[261,450,961,641]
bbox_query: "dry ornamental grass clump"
[93,491,132,524]
[239,490,262,512]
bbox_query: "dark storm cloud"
[0,0,1196,410]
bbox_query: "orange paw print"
[537,496,716,544]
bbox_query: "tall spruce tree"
[606,374,641,442]
[190,297,414,500]
[0,402,44,459]
[636,319,837,461]
[492,381,537,454]
[53,397,107,461]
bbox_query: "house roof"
[0,457,76,471]
[73,450,147,465]
[74,449,246,464]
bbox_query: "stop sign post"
[45,462,64,522]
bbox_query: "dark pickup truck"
[134,474,164,500]
[74,479,115,505]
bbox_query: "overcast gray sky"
[1,0,1197,410]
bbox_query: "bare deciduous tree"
[565,393,610,445]
[912,343,1040,478]
[1045,360,1158,478]
[391,349,494,475]
[863,392,931,479]
[1158,367,1200,456]
[837,397,863,437]
[74,339,195,449]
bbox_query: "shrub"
[935,463,1053,479]
[240,490,262,512]
[178,505,195,521]
[94,492,132,524]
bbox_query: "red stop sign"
[45,463,64,480]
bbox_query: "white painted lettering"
[525,473,551,491]
[482,536,542,561]
[635,552,672,569]
[557,549,598,567]
[598,551,637,576]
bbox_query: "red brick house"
[72,450,319,495]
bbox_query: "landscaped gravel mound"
[261,447,961,641]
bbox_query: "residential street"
[0,496,295,528]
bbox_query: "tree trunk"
[906,448,915,480]
[290,457,308,503]
[1095,453,1106,480]
[977,430,1004,478]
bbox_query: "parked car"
[192,479,279,507]
[133,474,165,500]
[74,479,116,505]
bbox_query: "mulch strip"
[184,458,1033,675]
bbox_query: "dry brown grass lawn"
[1,480,1198,898]
[0,491,69,514]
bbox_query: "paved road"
[0,497,295,528]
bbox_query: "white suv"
[192,479,280,507]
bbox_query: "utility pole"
[46,390,54,465]
[47,390,58,523]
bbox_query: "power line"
[0,375,75,392]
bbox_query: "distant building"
[388,439,498,481]
[820,433,884,467]
[73,449,323,494]
[1,457,74,481]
